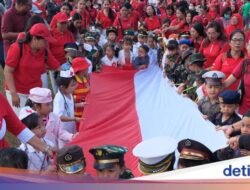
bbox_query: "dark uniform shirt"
[197,97,220,121]
[119,169,134,179]
[211,112,241,126]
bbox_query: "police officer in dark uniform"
[89,145,134,179]
[177,139,215,169]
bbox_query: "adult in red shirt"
[190,22,206,51]
[4,23,60,113]
[131,0,145,19]
[49,2,72,29]
[165,6,186,35]
[1,0,32,56]
[199,21,228,69]
[144,5,161,31]
[0,93,54,156]
[165,4,176,23]
[70,0,91,30]
[225,13,243,38]
[213,30,245,90]
[156,0,166,20]
[86,0,98,25]
[224,40,250,115]
[185,10,198,31]
[125,2,140,31]
[113,5,135,41]
[50,13,75,64]
[96,0,116,29]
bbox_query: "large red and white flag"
[71,64,227,176]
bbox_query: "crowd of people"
[1,0,250,180]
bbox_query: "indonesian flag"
[71,64,227,176]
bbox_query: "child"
[101,45,119,67]
[211,90,241,127]
[118,37,134,69]
[104,27,121,57]
[19,106,53,171]
[133,29,148,57]
[53,68,78,148]
[147,34,158,65]
[26,87,77,150]
[133,45,150,70]
[71,57,90,131]
[197,71,225,121]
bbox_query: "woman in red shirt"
[199,21,228,69]
[190,22,206,51]
[96,0,116,29]
[212,29,245,90]
[166,6,186,35]
[224,39,250,115]
[113,5,135,41]
[225,13,243,38]
[50,13,75,64]
[165,4,176,23]
[186,10,198,31]
[4,23,60,112]
[86,0,98,25]
[144,5,161,31]
[70,0,91,30]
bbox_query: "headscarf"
[225,13,243,38]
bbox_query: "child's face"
[241,116,250,135]
[96,163,123,179]
[32,118,47,138]
[108,32,117,41]
[205,84,222,99]
[138,47,146,57]
[147,37,154,48]
[219,103,237,117]
[63,79,78,95]
[36,103,52,116]
[123,43,132,51]
[138,36,147,44]
[106,47,114,57]
[179,44,189,53]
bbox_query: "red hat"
[72,57,89,73]
[30,23,56,43]
[56,12,69,23]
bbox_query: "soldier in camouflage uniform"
[197,71,225,121]
[89,145,134,179]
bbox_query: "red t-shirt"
[199,40,228,69]
[5,42,60,94]
[144,15,161,31]
[34,1,47,19]
[212,51,244,90]
[131,1,145,18]
[170,18,186,34]
[96,10,116,29]
[0,93,26,148]
[232,59,250,115]
[50,28,75,64]
[113,16,135,40]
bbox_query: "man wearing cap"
[177,139,215,168]
[1,0,32,56]
[50,12,75,64]
[123,29,135,41]
[211,90,242,127]
[57,145,87,175]
[89,145,134,179]
[4,23,60,115]
[71,57,90,131]
[197,71,225,121]
[133,136,177,175]
[132,29,148,58]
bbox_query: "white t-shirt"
[19,138,54,171]
[101,55,118,67]
[53,91,76,148]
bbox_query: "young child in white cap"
[26,87,78,150]
[19,106,53,171]
[53,68,78,148]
